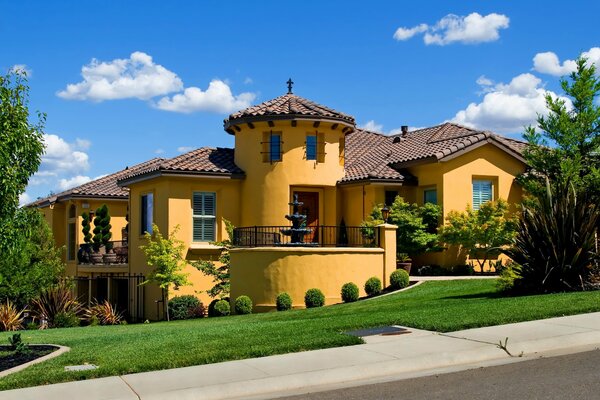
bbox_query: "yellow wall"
[230,247,385,311]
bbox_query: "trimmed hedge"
[168,295,203,320]
[276,292,292,311]
[213,300,230,317]
[341,282,359,303]
[390,269,410,290]
[304,288,325,308]
[364,276,382,296]
[234,296,253,315]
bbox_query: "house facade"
[33,88,527,319]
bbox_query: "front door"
[294,191,319,243]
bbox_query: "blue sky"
[2,1,599,203]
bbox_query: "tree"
[439,200,518,273]
[139,224,190,321]
[193,219,234,299]
[0,69,45,252]
[0,208,64,307]
[518,57,600,200]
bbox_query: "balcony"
[77,240,128,265]
[232,225,379,248]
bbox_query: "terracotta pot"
[397,262,412,275]
[90,253,104,264]
[103,252,117,264]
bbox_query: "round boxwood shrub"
[276,292,292,311]
[304,288,325,308]
[168,295,201,320]
[341,282,359,303]
[208,298,230,317]
[213,300,230,317]
[234,295,253,315]
[364,276,382,296]
[390,269,410,290]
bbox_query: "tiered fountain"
[280,194,315,246]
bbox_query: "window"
[385,190,399,206]
[193,192,216,242]
[472,180,493,210]
[68,204,76,218]
[141,193,153,235]
[339,137,345,165]
[306,135,317,160]
[423,188,437,204]
[269,133,281,162]
[67,222,76,261]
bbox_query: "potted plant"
[78,212,93,263]
[97,204,117,264]
[91,208,104,264]
[396,253,412,274]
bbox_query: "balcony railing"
[77,240,128,265]
[232,225,379,248]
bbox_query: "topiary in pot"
[390,269,410,290]
[364,276,382,296]
[234,295,253,315]
[341,282,359,303]
[91,208,104,263]
[276,292,292,311]
[96,204,116,263]
[79,212,92,263]
[213,299,230,317]
[304,288,325,308]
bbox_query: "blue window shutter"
[473,180,492,210]
[306,135,317,160]
[270,134,281,161]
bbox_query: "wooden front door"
[294,191,319,243]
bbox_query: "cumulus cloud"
[57,51,183,101]
[156,79,256,113]
[154,148,165,154]
[58,175,92,191]
[39,134,90,176]
[358,120,384,133]
[9,64,32,76]
[452,73,571,133]
[533,47,600,76]
[394,13,509,46]
[177,146,195,153]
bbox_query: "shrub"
[189,303,207,318]
[276,292,292,311]
[390,269,410,290]
[8,333,29,355]
[340,282,359,303]
[213,300,230,317]
[31,284,83,328]
[85,300,123,325]
[0,300,27,331]
[234,295,253,315]
[304,288,325,308]
[25,321,39,330]
[53,311,80,328]
[168,295,201,320]
[364,277,382,296]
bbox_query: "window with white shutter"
[472,180,493,210]
[193,192,216,242]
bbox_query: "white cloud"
[393,24,428,41]
[9,64,32,76]
[39,134,90,175]
[452,73,571,133]
[533,47,600,76]
[156,79,256,113]
[358,120,384,133]
[476,75,493,86]
[395,13,509,46]
[75,138,92,150]
[57,51,183,101]
[58,175,92,191]
[154,148,165,154]
[19,192,31,207]
[243,77,253,85]
[177,146,195,153]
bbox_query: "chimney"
[401,125,408,137]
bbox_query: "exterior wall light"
[381,205,390,223]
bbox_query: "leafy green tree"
[140,224,190,321]
[440,199,518,273]
[193,219,234,299]
[0,209,64,307]
[0,69,45,252]
[519,57,600,200]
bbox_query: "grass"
[2,279,600,390]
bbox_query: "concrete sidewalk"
[3,312,600,400]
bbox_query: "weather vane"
[287,78,294,94]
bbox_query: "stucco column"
[377,223,398,287]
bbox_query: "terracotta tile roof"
[224,93,355,130]
[118,147,244,184]
[29,158,165,207]
[341,123,527,183]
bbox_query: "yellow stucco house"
[33,87,527,319]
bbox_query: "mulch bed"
[0,345,58,372]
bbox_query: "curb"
[0,345,70,378]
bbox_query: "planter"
[103,252,117,264]
[397,261,412,275]
[90,253,104,264]
[77,244,91,264]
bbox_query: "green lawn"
[2,279,600,390]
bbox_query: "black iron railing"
[233,225,379,248]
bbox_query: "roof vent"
[392,136,401,143]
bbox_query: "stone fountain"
[280,194,315,246]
